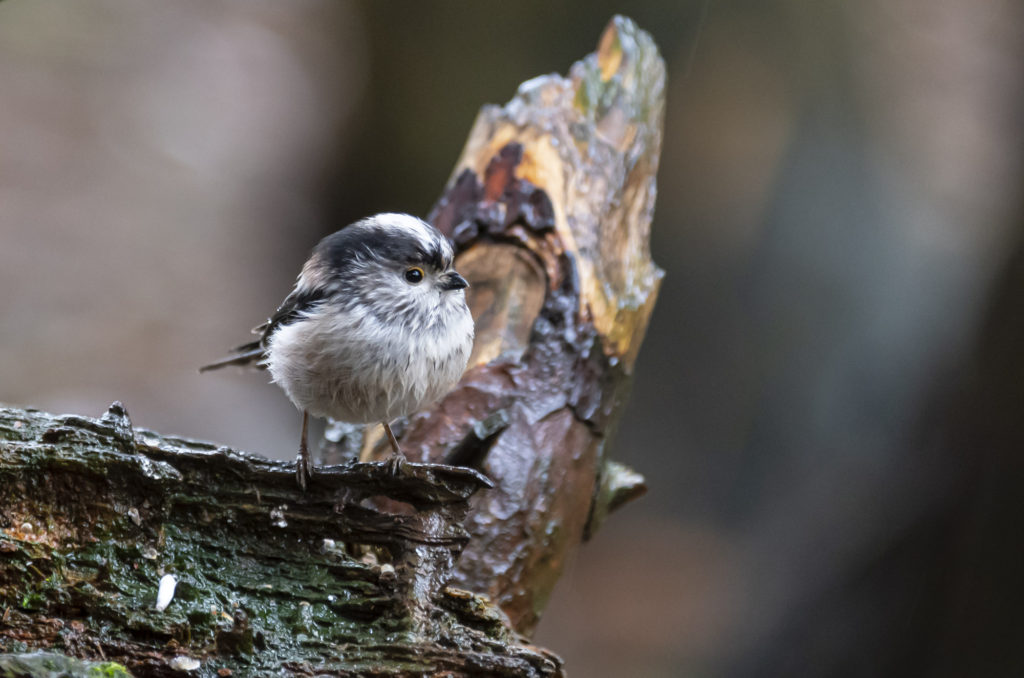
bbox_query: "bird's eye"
[404,267,424,284]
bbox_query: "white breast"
[266,297,473,424]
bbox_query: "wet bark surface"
[0,403,561,677]
[355,15,665,634]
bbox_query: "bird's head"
[300,213,469,331]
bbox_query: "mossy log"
[1,15,663,677]
[0,404,560,677]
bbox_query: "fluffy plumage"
[201,213,474,487]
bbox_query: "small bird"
[201,213,474,489]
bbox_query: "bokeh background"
[2,1,1023,676]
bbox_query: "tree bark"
[0,403,564,677]
[356,14,665,636]
[1,14,664,676]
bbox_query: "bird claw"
[295,410,313,491]
[385,452,408,477]
[296,448,312,491]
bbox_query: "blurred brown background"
[2,1,1023,676]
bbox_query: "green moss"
[2,513,415,674]
[0,652,131,678]
[87,662,133,678]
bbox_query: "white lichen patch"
[378,563,397,583]
[155,573,177,611]
[269,504,288,528]
[168,656,201,671]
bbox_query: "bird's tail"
[198,340,265,373]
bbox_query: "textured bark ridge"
[352,15,665,635]
[0,403,561,677]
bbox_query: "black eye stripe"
[315,221,453,277]
[410,246,445,270]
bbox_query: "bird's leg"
[296,410,312,490]
[382,421,407,475]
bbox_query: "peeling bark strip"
[359,16,665,635]
[0,14,663,676]
[0,404,560,677]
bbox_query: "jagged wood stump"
[1,14,664,676]
[353,15,664,634]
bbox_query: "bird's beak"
[439,271,469,291]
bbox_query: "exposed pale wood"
[358,15,665,634]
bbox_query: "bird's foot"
[296,446,313,491]
[385,451,408,477]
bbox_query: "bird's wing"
[256,286,328,344]
[199,285,327,373]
